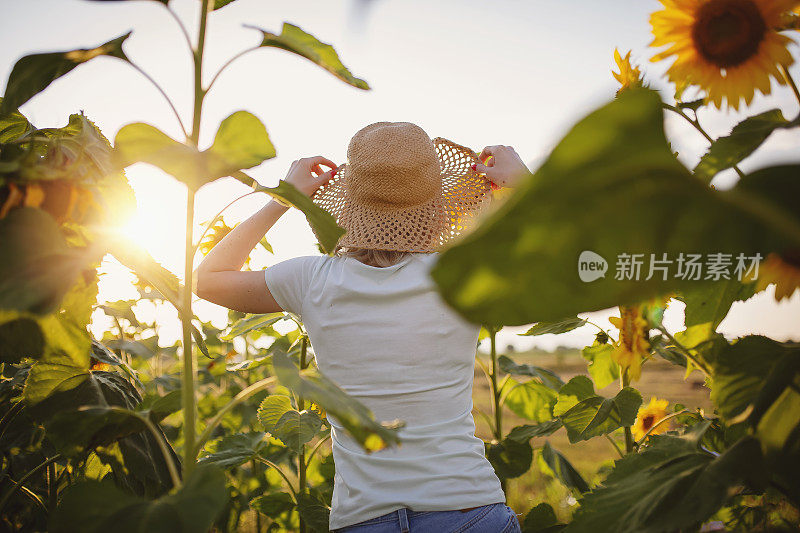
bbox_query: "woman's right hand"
[472,145,529,189]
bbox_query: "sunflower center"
[642,414,656,429]
[691,0,767,68]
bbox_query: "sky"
[1,0,799,352]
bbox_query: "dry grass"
[472,347,714,522]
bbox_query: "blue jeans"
[332,503,522,532]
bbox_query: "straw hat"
[311,121,495,253]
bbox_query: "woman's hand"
[284,156,339,198]
[472,145,529,189]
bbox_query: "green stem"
[488,326,506,493]
[663,103,745,179]
[635,409,691,447]
[140,412,182,488]
[206,46,260,93]
[0,454,62,515]
[127,61,188,138]
[305,433,331,469]
[195,376,278,454]
[180,0,211,479]
[604,434,625,459]
[298,336,308,533]
[193,190,261,258]
[657,326,712,378]
[620,368,635,454]
[781,65,800,109]
[255,457,298,502]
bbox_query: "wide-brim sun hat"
[311,121,496,253]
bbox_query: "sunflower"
[608,305,651,382]
[755,250,800,301]
[612,49,645,95]
[632,396,671,441]
[649,0,798,110]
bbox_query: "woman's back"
[264,251,506,530]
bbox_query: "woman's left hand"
[284,156,339,198]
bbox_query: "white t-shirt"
[264,252,506,530]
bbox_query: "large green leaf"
[564,434,767,533]
[539,441,590,493]
[251,22,369,89]
[296,492,332,533]
[0,33,131,115]
[693,109,794,182]
[429,88,800,326]
[257,393,323,450]
[498,355,564,390]
[711,335,794,422]
[0,207,100,315]
[522,503,566,533]
[113,111,274,190]
[221,313,283,340]
[22,361,89,406]
[271,351,403,452]
[506,420,563,443]
[581,343,618,390]
[45,406,149,457]
[50,464,227,533]
[251,491,295,516]
[552,375,595,417]
[520,317,587,336]
[198,432,267,469]
[559,387,641,443]
[503,379,558,422]
[486,438,533,479]
[0,311,44,363]
[0,98,33,142]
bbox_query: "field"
[473,347,714,523]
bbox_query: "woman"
[195,122,529,532]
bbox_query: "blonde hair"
[333,245,425,267]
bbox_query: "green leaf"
[539,441,590,493]
[50,463,227,533]
[272,408,323,450]
[251,491,295,516]
[112,123,203,187]
[271,351,404,452]
[139,389,182,423]
[222,313,283,340]
[711,335,794,421]
[559,387,641,443]
[486,438,533,479]
[296,492,331,533]
[22,361,89,406]
[0,32,131,115]
[678,278,756,332]
[504,379,558,422]
[254,179,347,254]
[0,98,33,142]
[693,109,793,182]
[564,435,767,533]
[429,88,800,326]
[522,502,566,533]
[213,0,236,8]
[0,207,100,314]
[520,317,587,336]
[498,355,564,390]
[552,376,595,417]
[0,311,44,363]
[199,432,267,468]
[506,420,563,443]
[257,394,293,430]
[44,406,149,457]
[251,22,369,90]
[204,111,276,180]
[581,343,618,390]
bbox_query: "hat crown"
[346,122,441,208]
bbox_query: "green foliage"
[693,109,794,182]
[506,420,563,443]
[499,355,564,390]
[564,431,767,533]
[271,351,404,452]
[50,464,227,533]
[504,379,558,422]
[0,33,131,115]
[520,317,587,336]
[559,387,641,443]
[222,313,283,340]
[113,111,275,191]
[539,441,590,493]
[430,87,800,326]
[522,502,566,532]
[251,22,370,89]
[486,438,533,479]
[581,342,618,390]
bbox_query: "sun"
[649,0,798,110]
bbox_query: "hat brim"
[311,138,494,253]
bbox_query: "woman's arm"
[194,156,337,314]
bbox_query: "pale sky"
[2,0,798,351]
